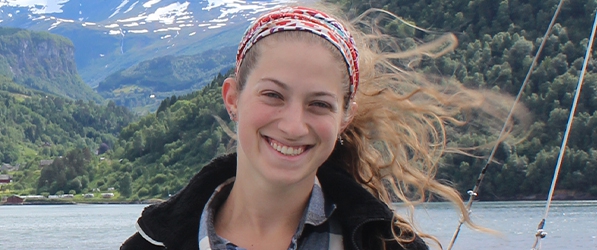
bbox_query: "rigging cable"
[446,1,566,249]
[530,6,597,250]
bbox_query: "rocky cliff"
[0,27,101,101]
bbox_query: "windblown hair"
[229,5,528,249]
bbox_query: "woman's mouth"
[265,137,310,156]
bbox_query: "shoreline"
[2,197,596,206]
[0,199,164,206]
[485,191,597,201]
[4,189,595,206]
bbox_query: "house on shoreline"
[1,195,25,205]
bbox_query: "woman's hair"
[229,4,528,249]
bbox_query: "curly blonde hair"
[328,7,527,249]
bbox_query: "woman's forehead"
[249,40,345,89]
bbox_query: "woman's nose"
[277,103,309,138]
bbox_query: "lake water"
[0,201,595,249]
[409,200,597,249]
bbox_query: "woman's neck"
[214,170,315,250]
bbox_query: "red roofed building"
[4,195,25,205]
[0,174,12,184]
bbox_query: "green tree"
[119,173,132,198]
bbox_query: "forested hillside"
[95,46,236,114]
[327,0,597,199]
[96,73,231,200]
[0,76,134,194]
[2,72,230,199]
[0,27,101,102]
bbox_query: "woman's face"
[223,36,350,188]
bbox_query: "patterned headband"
[236,6,360,99]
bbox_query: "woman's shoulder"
[127,154,238,249]
[316,159,428,250]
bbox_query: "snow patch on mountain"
[146,1,190,25]
[109,0,130,18]
[124,1,139,14]
[128,29,148,33]
[205,0,293,19]
[48,16,73,30]
[143,0,162,8]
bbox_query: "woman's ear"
[340,101,358,132]
[222,77,239,120]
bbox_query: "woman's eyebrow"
[262,78,338,99]
[312,92,338,100]
[262,78,289,90]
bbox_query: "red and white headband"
[236,6,360,99]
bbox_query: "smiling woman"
[120,4,524,250]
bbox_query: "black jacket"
[120,153,428,250]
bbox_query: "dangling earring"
[228,111,236,121]
[338,135,344,145]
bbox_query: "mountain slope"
[0,75,134,165]
[0,27,102,101]
[89,72,230,198]
[96,45,236,113]
[0,0,297,86]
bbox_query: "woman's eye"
[311,101,332,110]
[263,92,282,99]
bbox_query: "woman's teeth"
[270,141,305,156]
